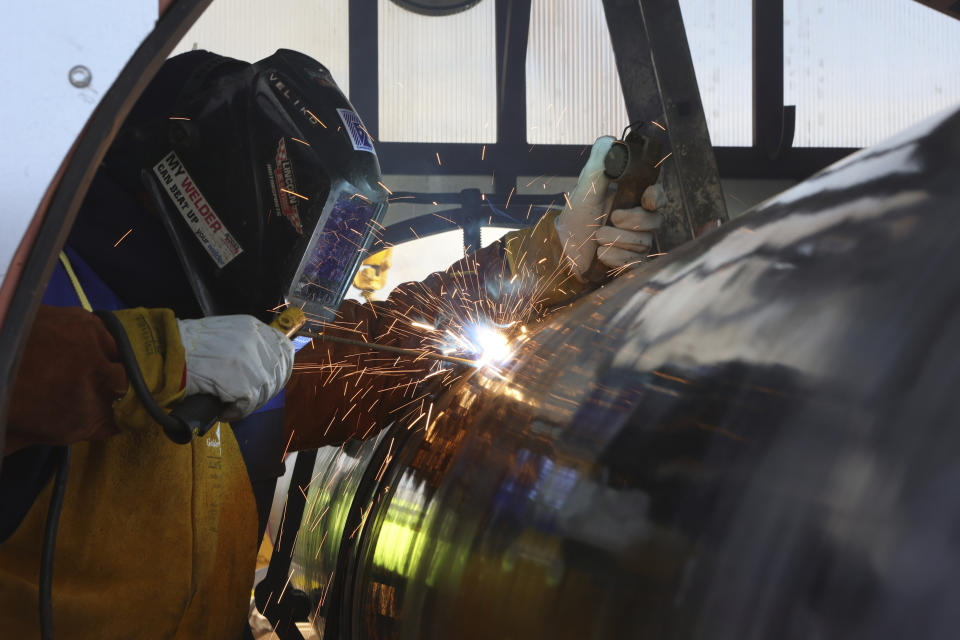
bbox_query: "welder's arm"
[6,306,293,454]
[5,306,182,454]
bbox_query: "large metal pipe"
[292,104,960,639]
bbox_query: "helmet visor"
[286,181,385,323]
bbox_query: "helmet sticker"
[152,151,244,268]
[272,138,304,234]
[337,109,376,155]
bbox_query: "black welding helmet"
[136,49,386,323]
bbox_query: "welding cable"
[39,445,71,640]
[93,310,194,444]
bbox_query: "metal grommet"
[68,65,92,88]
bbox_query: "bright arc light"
[473,326,511,366]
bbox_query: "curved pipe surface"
[294,105,960,639]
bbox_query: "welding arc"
[305,332,480,367]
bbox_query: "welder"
[0,48,661,638]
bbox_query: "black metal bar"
[378,141,590,175]
[495,0,532,146]
[349,0,380,140]
[388,190,564,207]
[254,450,317,639]
[377,141,855,181]
[378,202,552,248]
[716,146,855,179]
[494,0,533,194]
[753,0,795,159]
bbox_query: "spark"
[306,110,327,127]
[291,137,311,146]
[651,120,666,131]
[314,530,328,559]
[280,187,309,201]
[168,116,191,121]
[377,181,393,195]
[278,573,293,603]
[436,152,442,166]
[481,145,486,160]
[281,429,296,460]
[113,228,133,247]
[655,152,673,168]
[652,370,689,384]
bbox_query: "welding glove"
[554,136,663,280]
[177,315,295,421]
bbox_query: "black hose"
[93,310,196,444]
[39,445,71,640]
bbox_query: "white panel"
[526,0,628,145]
[378,0,497,143]
[1,0,155,283]
[481,226,516,248]
[527,0,751,147]
[170,0,351,95]
[678,0,752,146]
[785,0,960,147]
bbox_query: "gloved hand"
[177,315,295,421]
[554,136,664,280]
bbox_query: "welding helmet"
[132,49,387,323]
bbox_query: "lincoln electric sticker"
[337,108,375,154]
[153,151,243,268]
[273,138,304,234]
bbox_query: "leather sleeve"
[5,305,187,455]
[6,306,128,454]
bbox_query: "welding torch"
[157,307,477,443]
[148,306,311,443]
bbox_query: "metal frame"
[354,0,858,182]
[373,143,856,180]
[349,0,861,253]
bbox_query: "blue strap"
[42,248,124,311]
